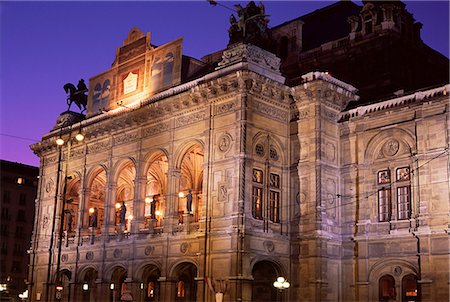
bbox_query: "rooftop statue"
[64,79,88,113]
[228,1,273,50]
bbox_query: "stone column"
[103,181,118,237]
[158,277,176,302]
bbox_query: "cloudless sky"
[1,1,448,167]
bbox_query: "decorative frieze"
[114,131,140,146]
[87,140,111,154]
[253,102,287,122]
[143,122,169,137]
[215,102,235,116]
[175,111,205,128]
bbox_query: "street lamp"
[45,123,85,301]
[273,276,290,301]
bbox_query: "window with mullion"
[252,187,263,220]
[378,188,391,222]
[397,186,411,220]
[269,190,280,223]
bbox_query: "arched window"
[151,57,162,91]
[379,275,395,301]
[163,53,174,87]
[402,274,420,301]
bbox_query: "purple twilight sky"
[1,1,449,167]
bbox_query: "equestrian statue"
[64,79,88,112]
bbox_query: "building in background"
[0,160,38,301]
[29,1,448,301]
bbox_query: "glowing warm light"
[110,283,114,290]
[75,132,85,141]
[82,284,89,291]
[115,203,121,209]
[17,177,23,184]
[89,208,95,214]
[155,210,161,216]
[56,285,63,291]
[140,283,144,290]
[274,276,290,290]
[56,137,65,146]
[0,284,7,291]
[128,214,133,220]
[145,197,153,203]
[178,192,185,198]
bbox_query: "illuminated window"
[269,191,280,223]
[147,282,155,298]
[402,274,419,301]
[17,177,24,185]
[252,187,263,220]
[176,281,185,298]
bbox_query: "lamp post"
[46,124,84,301]
[273,276,290,301]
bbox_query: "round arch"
[364,128,415,162]
[170,261,199,302]
[251,260,284,302]
[173,139,205,169]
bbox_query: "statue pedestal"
[89,227,95,244]
[117,224,125,241]
[183,214,190,234]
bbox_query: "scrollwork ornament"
[263,241,275,253]
[86,251,94,260]
[113,249,122,258]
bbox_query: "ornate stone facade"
[29,3,448,302]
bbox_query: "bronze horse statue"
[64,79,88,112]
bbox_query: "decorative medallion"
[113,249,122,258]
[86,251,94,260]
[382,139,399,157]
[218,134,231,153]
[180,242,189,254]
[263,241,275,253]
[393,266,402,276]
[45,179,54,194]
[61,254,68,263]
[144,245,154,256]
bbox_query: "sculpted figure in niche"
[65,209,73,232]
[90,208,98,228]
[119,201,127,224]
[186,189,193,214]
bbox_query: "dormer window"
[364,15,373,34]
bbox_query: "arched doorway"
[178,145,204,223]
[252,261,279,302]
[144,152,168,228]
[379,275,396,302]
[64,176,80,239]
[55,269,71,302]
[173,263,197,302]
[86,167,106,234]
[115,161,136,233]
[402,274,420,302]
[80,268,97,302]
[140,265,161,301]
[110,267,128,302]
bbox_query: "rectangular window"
[3,191,10,203]
[19,193,26,205]
[396,167,410,181]
[252,169,263,184]
[269,191,280,223]
[269,173,280,189]
[378,189,391,222]
[252,187,263,220]
[397,186,411,220]
[378,170,391,184]
[16,209,25,222]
